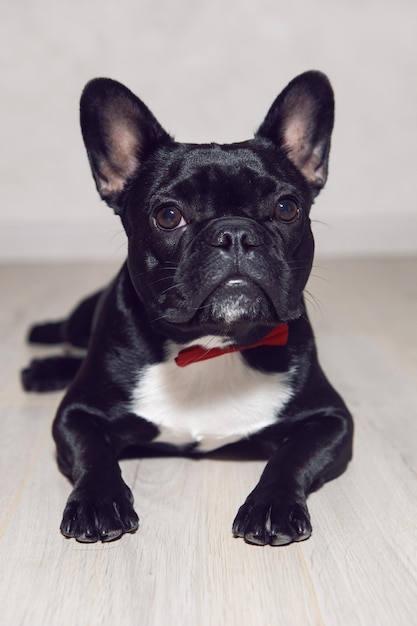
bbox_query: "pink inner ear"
[97,113,141,197]
[282,97,314,161]
[284,118,308,159]
[283,109,326,188]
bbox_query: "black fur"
[22,71,353,546]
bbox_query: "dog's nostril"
[211,231,260,249]
[241,233,260,248]
[212,231,233,248]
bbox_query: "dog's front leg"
[53,407,139,543]
[233,413,353,546]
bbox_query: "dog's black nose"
[208,218,261,250]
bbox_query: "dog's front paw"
[60,480,139,543]
[232,493,312,546]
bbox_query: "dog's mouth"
[190,277,278,334]
[150,266,302,339]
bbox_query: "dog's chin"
[196,282,276,335]
[152,279,288,339]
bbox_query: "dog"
[22,71,353,546]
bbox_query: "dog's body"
[22,71,353,546]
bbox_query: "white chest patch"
[130,341,294,453]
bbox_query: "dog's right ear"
[256,71,334,195]
[80,78,173,212]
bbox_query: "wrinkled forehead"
[145,141,309,206]
[161,143,276,196]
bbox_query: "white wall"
[1,0,416,260]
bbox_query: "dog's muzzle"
[150,217,299,331]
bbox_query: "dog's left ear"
[256,71,334,194]
[80,78,174,212]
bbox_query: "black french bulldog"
[22,71,353,546]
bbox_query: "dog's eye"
[275,198,300,223]
[154,205,186,230]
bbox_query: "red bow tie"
[175,323,289,367]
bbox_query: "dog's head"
[80,72,334,341]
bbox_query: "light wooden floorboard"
[0,259,416,626]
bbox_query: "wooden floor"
[0,258,416,626]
